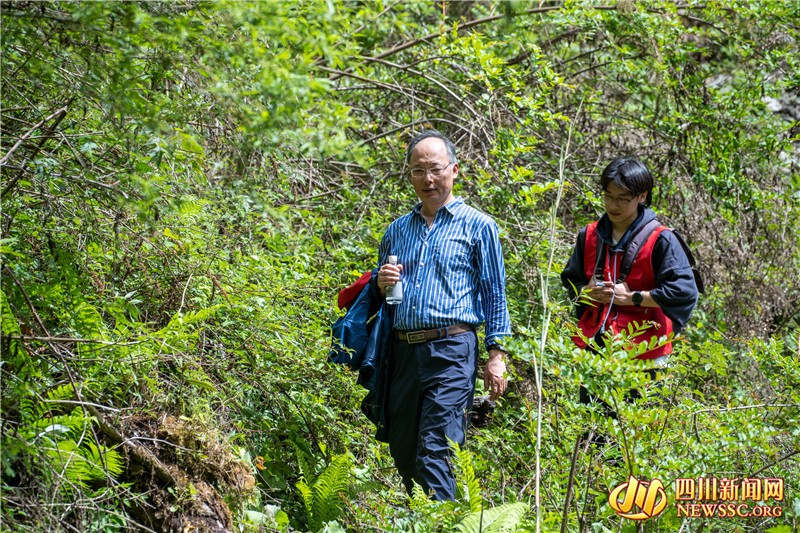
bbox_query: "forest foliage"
[1,1,799,531]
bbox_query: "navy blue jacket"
[329,270,391,442]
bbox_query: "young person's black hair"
[600,157,654,206]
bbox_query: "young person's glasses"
[602,193,638,207]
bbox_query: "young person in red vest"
[561,158,699,438]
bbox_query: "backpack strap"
[592,232,607,282]
[618,218,663,283]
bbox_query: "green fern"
[310,454,350,528]
[404,443,529,532]
[296,453,352,531]
[12,384,125,493]
[296,478,315,523]
[0,288,21,335]
[292,439,317,484]
[0,288,26,365]
[455,502,528,533]
[44,437,124,489]
[452,443,483,513]
[408,480,430,510]
[17,389,36,426]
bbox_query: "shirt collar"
[412,196,464,218]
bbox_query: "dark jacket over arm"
[561,227,590,320]
[649,230,698,333]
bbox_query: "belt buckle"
[406,330,427,344]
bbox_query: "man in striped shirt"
[376,130,511,500]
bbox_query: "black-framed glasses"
[602,193,638,207]
[410,162,454,179]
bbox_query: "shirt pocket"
[433,238,473,277]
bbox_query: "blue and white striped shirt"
[378,197,511,350]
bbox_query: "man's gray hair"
[406,130,457,164]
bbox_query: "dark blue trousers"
[386,330,478,500]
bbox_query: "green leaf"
[455,502,528,533]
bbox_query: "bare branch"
[1,100,72,198]
[749,449,800,477]
[10,335,140,346]
[329,5,563,80]
[0,106,67,167]
[42,399,121,412]
[317,65,462,122]
[3,266,50,336]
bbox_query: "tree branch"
[749,449,800,477]
[3,266,49,336]
[329,5,563,81]
[317,65,462,121]
[10,335,139,346]
[0,106,67,167]
[1,101,72,199]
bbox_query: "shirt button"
[416,284,420,288]
[420,261,425,266]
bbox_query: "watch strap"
[632,291,643,307]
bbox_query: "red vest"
[574,221,673,359]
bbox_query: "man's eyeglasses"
[410,162,454,179]
[602,193,638,207]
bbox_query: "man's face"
[408,137,458,210]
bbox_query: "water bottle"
[385,255,403,305]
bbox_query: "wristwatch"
[487,343,507,354]
[632,291,643,307]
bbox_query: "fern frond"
[46,384,78,402]
[296,478,314,522]
[32,412,92,437]
[0,289,21,335]
[451,442,482,513]
[455,502,528,533]
[18,392,37,425]
[292,440,316,483]
[71,301,110,340]
[106,447,125,477]
[80,439,125,478]
[294,453,352,531]
[80,441,125,479]
[311,453,351,530]
[45,435,124,490]
[46,440,93,490]
[408,480,430,510]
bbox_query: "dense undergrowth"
[2,1,799,531]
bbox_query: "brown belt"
[396,324,474,344]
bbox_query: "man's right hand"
[377,263,403,296]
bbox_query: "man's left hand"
[484,349,508,400]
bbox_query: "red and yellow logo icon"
[609,476,668,520]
